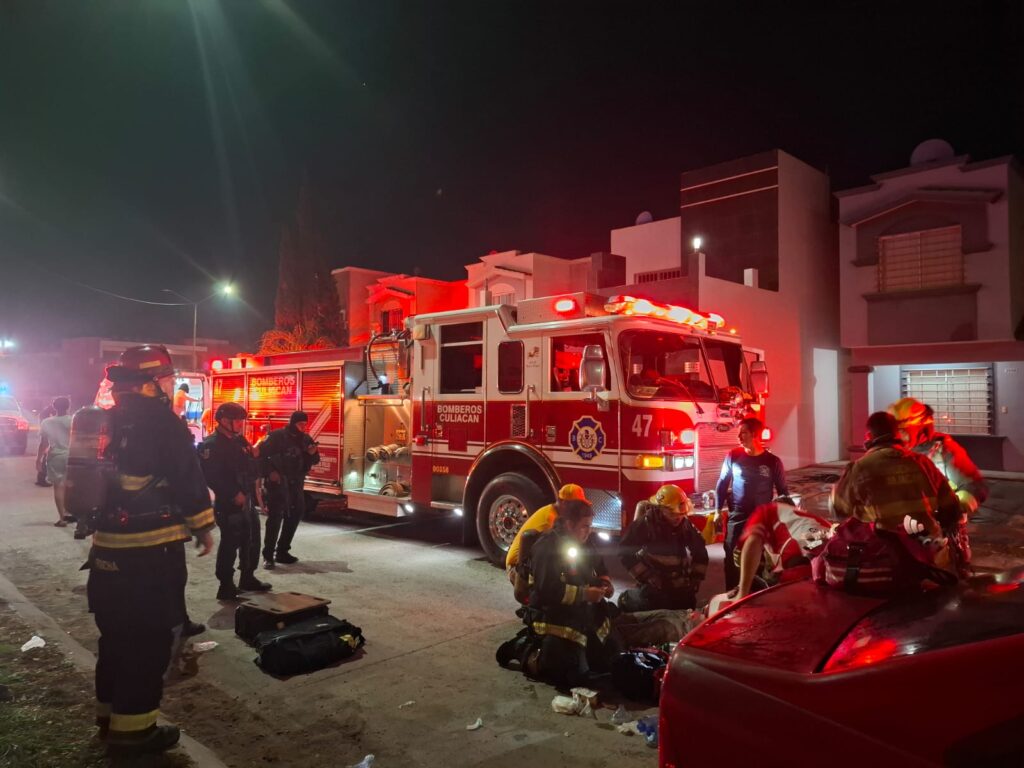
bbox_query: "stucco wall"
[609,217,681,283]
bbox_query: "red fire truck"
[210,292,769,564]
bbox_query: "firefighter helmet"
[105,344,175,383]
[557,483,588,502]
[650,483,686,511]
[889,397,931,427]
[215,402,248,421]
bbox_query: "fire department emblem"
[569,416,606,461]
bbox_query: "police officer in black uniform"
[198,402,271,600]
[260,410,320,568]
[81,345,215,756]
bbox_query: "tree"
[262,174,343,352]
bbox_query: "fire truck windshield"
[619,330,746,402]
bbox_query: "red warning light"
[211,359,224,371]
[761,427,772,441]
[553,297,577,314]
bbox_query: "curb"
[0,569,228,768]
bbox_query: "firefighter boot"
[106,724,180,756]
[182,620,206,637]
[216,582,242,601]
[238,575,272,592]
[276,552,299,565]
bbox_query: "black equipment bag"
[235,592,331,642]
[253,615,365,676]
[611,648,669,703]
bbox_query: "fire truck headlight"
[672,454,695,471]
[636,454,665,470]
[453,507,464,517]
[403,503,415,513]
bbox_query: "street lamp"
[161,284,235,370]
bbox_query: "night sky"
[1,1,1022,350]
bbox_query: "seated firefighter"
[506,483,589,603]
[528,499,620,688]
[733,496,831,601]
[831,411,962,574]
[618,484,708,612]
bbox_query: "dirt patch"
[0,598,191,768]
[0,549,373,768]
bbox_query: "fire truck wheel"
[476,473,547,566]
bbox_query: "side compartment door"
[299,367,344,494]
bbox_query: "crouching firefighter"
[618,484,708,612]
[198,402,271,600]
[72,345,215,756]
[527,499,620,688]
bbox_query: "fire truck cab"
[410,292,768,563]
[210,292,768,565]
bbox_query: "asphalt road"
[0,438,670,768]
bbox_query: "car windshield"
[619,330,746,402]
[0,395,19,412]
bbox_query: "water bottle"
[637,715,658,748]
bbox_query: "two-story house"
[837,141,1024,471]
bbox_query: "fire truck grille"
[510,405,527,438]
[696,423,739,495]
[585,488,621,532]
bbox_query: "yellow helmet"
[649,484,686,511]
[889,397,931,427]
[557,483,588,502]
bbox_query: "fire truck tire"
[476,473,547,566]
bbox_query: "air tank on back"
[65,406,115,520]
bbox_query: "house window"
[901,366,993,435]
[498,341,524,393]
[492,292,515,305]
[635,268,682,284]
[878,226,964,293]
[381,308,403,334]
[439,322,484,394]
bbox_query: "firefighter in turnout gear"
[260,410,320,567]
[528,499,619,688]
[198,402,271,600]
[618,484,709,611]
[81,345,215,756]
[889,398,988,575]
[832,411,962,572]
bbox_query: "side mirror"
[580,344,607,395]
[749,360,769,397]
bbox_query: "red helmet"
[106,344,175,383]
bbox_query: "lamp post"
[162,284,235,370]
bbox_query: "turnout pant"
[87,543,186,737]
[215,506,261,584]
[94,613,174,735]
[264,478,305,560]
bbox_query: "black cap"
[289,411,309,426]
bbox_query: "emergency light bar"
[603,295,726,331]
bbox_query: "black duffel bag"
[253,615,365,676]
